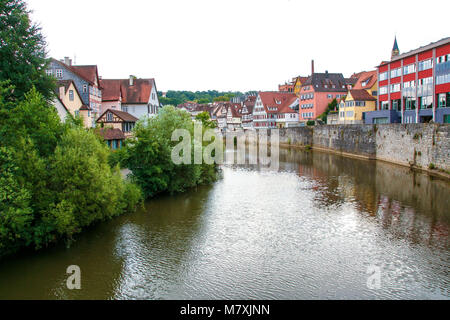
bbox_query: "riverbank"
[274,123,450,180]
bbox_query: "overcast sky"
[27,0,449,92]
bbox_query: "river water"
[0,148,449,299]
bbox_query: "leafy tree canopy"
[0,0,55,101]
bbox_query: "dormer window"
[275,100,281,104]
[56,69,63,78]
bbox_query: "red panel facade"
[418,69,432,79]
[391,92,401,100]
[403,73,415,82]
[436,83,450,94]
[436,43,450,56]
[403,56,416,65]
[418,50,433,61]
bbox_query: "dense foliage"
[0,1,142,258]
[158,90,253,106]
[0,85,142,257]
[0,0,55,100]
[124,106,219,198]
[195,111,217,129]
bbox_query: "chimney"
[325,70,329,78]
[64,57,71,66]
[311,60,315,75]
[129,75,134,86]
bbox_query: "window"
[392,99,401,111]
[83,85,88,93]
[403,80,415,88]
[69,90,74,101]
[327,94,333,99]
[438,94,446,108]
[418,59,433,71]
[380,86,388,95]
[419,77,433,85]
[381,101,389,110]
[403,64,416,75]
[374,117,389,124]
[436,73,450,85]
[75,110,80,117]
[436,54,450,64]
[346,111,354,117]
[379,72,388,81]
[56,69,63,78]
[106,112,113,121]
[122,122,135,132]
[390,68,401,78]
[122,106,128,113]
[420,96,432,109]
[390,83,401,93]
[46,70,53,76]
[405,97,416,110]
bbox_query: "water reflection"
[0,147,448,299]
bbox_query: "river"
[0,148,449,299]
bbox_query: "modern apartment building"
[365,37,450,124]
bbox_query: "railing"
[417,84,433,97]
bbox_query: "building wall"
[53,98,69,122]
[122,104,148,120]
[339,96,376,123]
[299,88,346,122]
[59,83,83,116]
[102,100,121,114]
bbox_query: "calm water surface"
[0,148,449,299]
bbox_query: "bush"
[307,120,315,126]
[125,106,219,198]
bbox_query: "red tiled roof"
[349,89,376,101]
[121,79,153,104]
[71,65,99,86]
[97,109,138,123]
[51,59,100,86]
[352,70,377,90]
[98,128,125,141]
[100,79,122,101]
[259,92,297,113]
[101,78,154,104]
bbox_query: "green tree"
[0,0,55,101]
[125,106,218,198]
[195,111,217,129]
[0,147,33,256]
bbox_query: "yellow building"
[338,89,376,124]
[56,80,95,128]
[293,76,308,96]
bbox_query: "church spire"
[392,36,400,59]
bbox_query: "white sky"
[27,0,450,92]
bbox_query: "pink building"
[299,71,348,122]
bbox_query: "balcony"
[417,84,433,97]
[402,87,416,98]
